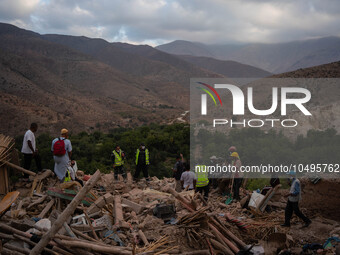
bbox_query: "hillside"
[177,55,272,78]
[0,23,219,136]
[247,61,340,137]
[157,37,340,73]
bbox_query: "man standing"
[134,143,150,181]
[281,171,312,228]
[111,145,126,180]
[195,164,209,200]
[173,154,184,192]
[231,152,243,201]
[180,163,196,190]
[21,123,42,175]
[51,129,72,183]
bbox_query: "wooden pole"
[38,199,54,218]
[1,161,36,176]
[57,239,131,255]
[30,170,101,255]
[165,187,243,253]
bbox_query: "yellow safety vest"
[136,148,149,165]
[195,165,209,187]
[113,150,124,166]
[64,169,71,183]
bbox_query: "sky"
[0,0,339,46]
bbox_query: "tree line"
[14,124,339,183]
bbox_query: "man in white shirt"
[21,123,42,175]
[180,163,196,190]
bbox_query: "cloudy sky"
[0,0,339,46]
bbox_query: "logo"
[199,83,311,116]
[196,81,312,128]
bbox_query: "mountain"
[0,23,221,136]
[42,35,220,87]
[177,55,272,78]
[248,61,340,137]
[156,37,340,74]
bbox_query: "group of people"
[110,143,150,181]
[21,123,311,228]
[172,146,243,201]
[21,123,151,184]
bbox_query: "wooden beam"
[114,195,124,225]
[57,240,131,255]
[30,170,101,255]
[1,161,36,176]
[38,199,54,218]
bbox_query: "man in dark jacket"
[173,154,184,192]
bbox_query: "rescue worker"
[195,164,209,201]
[231,152,243,200]
[111,145,126,180]
[134,143,150,181]
[281,171,311,228]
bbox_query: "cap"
[231,152,239,158]
[61,128,68,135]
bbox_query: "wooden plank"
[38,199,55,218]
[47,188,92,206]
[0,191,20,217]
[121,198,144,214]
[27,195,47,209]
[0,166,9,194]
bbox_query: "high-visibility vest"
[135,148,149,165]
[195,165,209,187]
[64,169,71,183]
[113,149,124,166]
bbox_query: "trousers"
[134,165,149,180]
[285,200,311,225]
[114,165,126,180]
[196,184,209,200]
[23,153,42,177]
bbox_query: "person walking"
[21,123,42,176]
[51,129,72,183]
[134,143,150,181]
[281,171,312,228]
[111,145,126,180]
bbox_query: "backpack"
[53,138,66,156]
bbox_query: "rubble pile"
[0,169,340,255]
